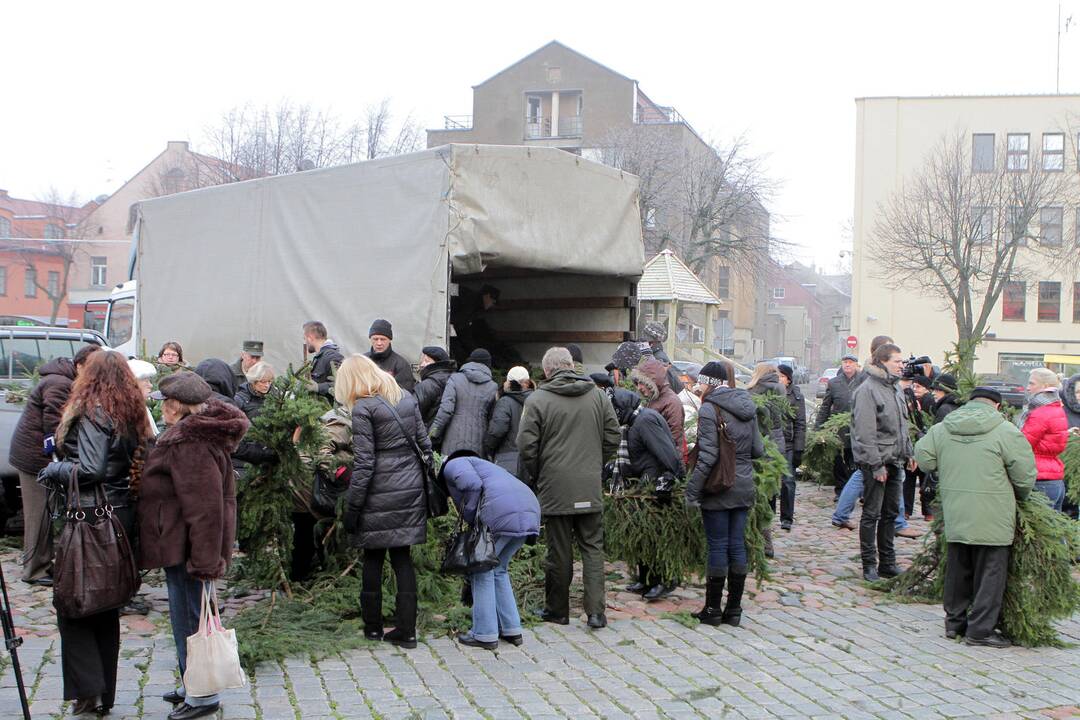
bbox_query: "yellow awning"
[1043,354,1080,364]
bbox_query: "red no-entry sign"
[846,335,858,349]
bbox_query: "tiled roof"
[638,250,722,305]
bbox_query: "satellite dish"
[298,159,316,171]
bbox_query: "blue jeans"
[467,535,526,643]
[701,508,749,576]
[832,469,909,530]
[164,565,220,707]
[1035,479,1066,512]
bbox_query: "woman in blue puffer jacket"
[440,454,540,650]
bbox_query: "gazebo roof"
[638,250,722,305]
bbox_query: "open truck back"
[133,144,644,372]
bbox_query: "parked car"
[816,367,839,398]
[976,374,1027,409]
[0,326,110,533]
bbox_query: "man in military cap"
[231,340,264,389]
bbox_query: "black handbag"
[441,490,499,575]
[377,397,448,518]
[311,465,347,517]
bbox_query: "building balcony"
[524,114,583,140]
[442,115,473,130]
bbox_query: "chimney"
[166,141,189,153]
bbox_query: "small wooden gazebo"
[637,249,724,363]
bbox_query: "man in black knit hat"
[364,318,416,391]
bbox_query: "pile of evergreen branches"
[748,437,786,583]
[603,480,705,583]
[1063,435,1080,504]
[800,411,850,484]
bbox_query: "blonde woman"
[335,355,431,649]
[1019,367,1069,511]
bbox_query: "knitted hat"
[467,348,492,368]
[912,375,932,390]
[421,346,449,363]
[698,361,729,387]
[932,373,957,392]
[777,364,794,383]
[969,386,1002,404]
[611,341,642,370]
[150,371,212,404]
[506,366,530,383]
[368,319,393,339]
[642,321,668,342]
[565,344,583,363]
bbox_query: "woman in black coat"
[336,354,431,650]
[37,351,152,715]
[686,361,763,628]
[483,366,533,478]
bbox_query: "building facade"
[853,95,1080,378]
[428,41,769,363]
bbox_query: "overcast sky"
[3,0,1078,271]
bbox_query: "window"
[0,217,10,238]
[91,256,107,287]
[526,96,541,122]
[971,206,993,244]
[1038,281,1061,322]
[1008,206,1028,245]
[1002,281,1026,320]
[1042,133,1065,171]
[0,267,6,296]
[1040,207,1063,245]
[644,207,657,228]
[716,266,730,299]
[972,134,995,172]
[24,267,36,298]
[576,94,584,115]
[46,271,59,298]
[106,297,135,347]
[1074,283,1080,323]
[773,287,786,300]
[43,223,64,239]
[1007,133,1029,171]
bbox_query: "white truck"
[117,144,645,372]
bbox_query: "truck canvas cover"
[135,144,644,371]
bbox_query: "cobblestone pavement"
[4,482,1080,720]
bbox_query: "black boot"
[763,527,775,558]
[694,575,725,626]
[361,591,383,641]
[384,592,417,649]
[625,564,648,594]
[722,572,746,627]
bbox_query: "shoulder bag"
[53,466,140,618]
[440,489,499,575]
[377,397,449,518]
[688,413,737,495]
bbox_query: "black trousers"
[291,512,321,581]
[361,546,417,596]
[833,447,854,498]
[903,469,935,518]
[859,464,902,568]
[943,543,1009,639]
[57,609,120,707]
[544,512,605,617]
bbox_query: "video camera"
[902,355,933,379]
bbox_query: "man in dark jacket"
[365,318,416,392]
[413,346,456,429]
[229,340,263,389]
[429,349,498,456]
[303,321,344,401]
[851,343,914,581]
[777,365,805,530]
[817,353,862,498]
[932,373,964,423]
[9,345,101,583]
[518,347,620,629]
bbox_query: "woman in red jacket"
[1019,368,1070,512]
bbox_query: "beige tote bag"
[183,581,247,696]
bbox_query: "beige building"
[428,40,768,362]
[853,94,1080,380]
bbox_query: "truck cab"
[86,280,137,358]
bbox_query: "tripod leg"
[0,562,32,720]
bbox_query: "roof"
[856,93,1080,102]
[0,192,95,222]
[638,250,722,305]
[475,40,634,88]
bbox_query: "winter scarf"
[1017,388,1060,428]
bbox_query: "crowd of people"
[8,316,1080,716]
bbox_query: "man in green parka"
[518,347,621,629]
[914,387,1036,648]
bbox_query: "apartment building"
[853,94,1080,379]
[427,40,769,362]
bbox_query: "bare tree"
[10,188,91,325]
[600,125,682,253]
[870,131,1077,369]
[363,98,424,160]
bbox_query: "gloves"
[872,466,888,483]
[343,511,360,534]
[37,461,75,492]
[303,379,320,393]
[792,451,803,468]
